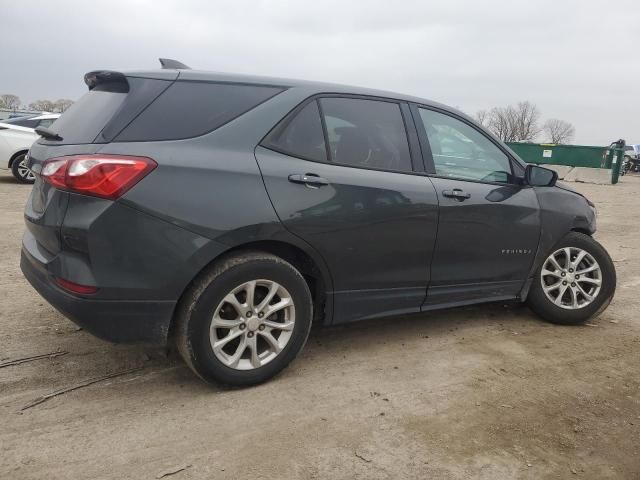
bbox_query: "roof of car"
[121,68,461,117]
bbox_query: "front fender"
[520,185,596,300]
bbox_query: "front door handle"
[288,173,329,187]
[442,189,471,200]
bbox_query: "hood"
[555,181,595,208]
[555,181,580,194]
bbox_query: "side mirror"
[525,164,557,187]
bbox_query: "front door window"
[418,108,514,183]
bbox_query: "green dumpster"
[506,142,606,168]
[506,141,626,184]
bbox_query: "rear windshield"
[44,78,284,145]
[115,81,284,142]
[44,83,130,145]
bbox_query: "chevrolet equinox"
[21,59,616,386]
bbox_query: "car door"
[411,105,541,307]
[255,95,439,324]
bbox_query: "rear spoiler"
[84,70,129,91]
[84,59,189,91]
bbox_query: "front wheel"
[11,153,35,184]
[175,252,313,386]
[527,232,616,325]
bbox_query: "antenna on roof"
[159,58,191,70]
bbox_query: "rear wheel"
[175,252,313,386]
[527,232,616,325]
[11,153,35,184]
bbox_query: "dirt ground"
[1,171,638,480]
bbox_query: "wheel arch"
[223,240,331,321]
[521,225,596,302]
[571,227,592,236]
[8,149,28,168]
[169,238,334,340]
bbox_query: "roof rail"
[159,58,191,70]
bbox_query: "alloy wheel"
[210,279,295,370]
[17,158,35,182]
[540,247,602,310]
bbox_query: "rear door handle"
[288,173,329,187]
[442,189,471,200]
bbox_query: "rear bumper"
[21,248,175,345]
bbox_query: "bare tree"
[483,101,541,142]
[28,99,56,112]
[486,107,503,140]
[480,100,574,144]
[543,118,575,144]
[475,109,489,127]
[0,94,21,110]
[511,101,541,142]
[53,99,74,113]
[486,106,516,142]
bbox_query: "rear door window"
[116,81,284,142]
[319,98,412,172]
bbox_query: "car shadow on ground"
[18,300,549,398]
[0,176,23,184]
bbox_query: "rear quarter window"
[115,81,284,142]
[262,100,327,162]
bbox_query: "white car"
[624,144,640,161]
[0,113,60,183]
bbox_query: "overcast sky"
[3,0,639,145]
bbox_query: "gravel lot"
[1,171,639,480]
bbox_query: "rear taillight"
[41,155,157,200]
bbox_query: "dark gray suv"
[21,60,616,386]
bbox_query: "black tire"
[175,251,313,386]
[11,153,35,184]
[527,232,616,325]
